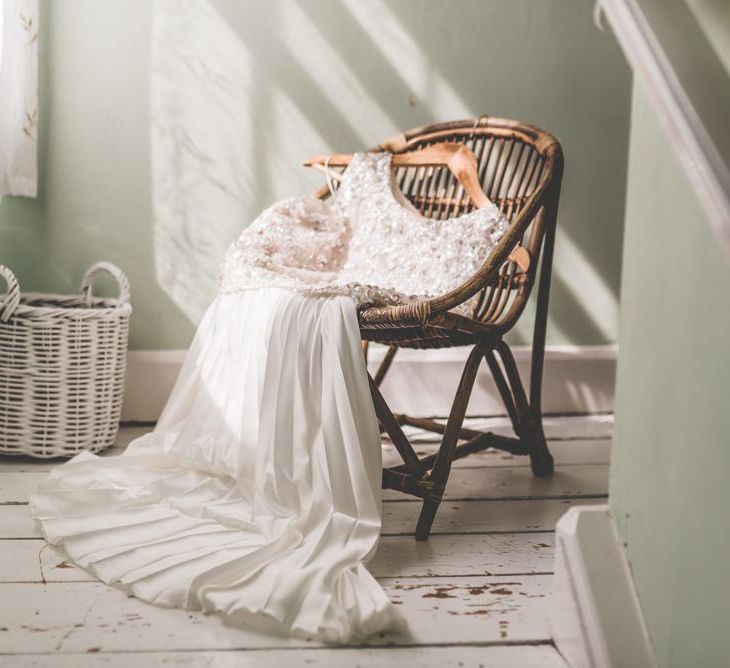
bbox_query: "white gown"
[29,153,508,643]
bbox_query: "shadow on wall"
[150,0,629,343]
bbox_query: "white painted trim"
[552,505,656,668]
[122,345,617,422]
[596,0,730,258]
[368,344,618,364]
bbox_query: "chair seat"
[362,330,479,349]
[359,309,504,349]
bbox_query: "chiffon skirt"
[29,288,401,643]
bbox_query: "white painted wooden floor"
[0,414,612,667]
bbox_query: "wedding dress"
[29,153,508,643]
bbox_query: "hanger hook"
[324,155,338,197]
[469,115,489,141]
[593,1,606,30]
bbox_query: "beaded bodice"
[219,152,509,308]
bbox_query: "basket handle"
[0,265,21,322]
[80,262,131,306]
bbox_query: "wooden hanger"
[304,142,492,210]
[304,142,531,273]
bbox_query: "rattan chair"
[319,116,564,540]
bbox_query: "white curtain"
[0,0,38,198]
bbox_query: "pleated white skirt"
[29,288,402,643]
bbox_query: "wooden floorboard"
[383,496,605,535]
[0,496,606,540]
[383,464,608,502]
[0,506,40,539]
[0,576,553,653]
[0,438,611,473]
[0,415,612,474]
[0,464,609,506]
[0,645,568,667]
[0,415,608,665]
[385,438,611,469]
[0,532,556,583]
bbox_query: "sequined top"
[219,152,508,308]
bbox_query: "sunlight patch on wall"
[508,298,569,346]
[554,227,619,341]
[280,2,395,147]
[342,0,471,120]
[151,0,253,322]
[507,226,619,346]
[150,0,330,323]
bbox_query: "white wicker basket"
[0,262,132,458]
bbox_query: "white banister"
[596,0,730,259]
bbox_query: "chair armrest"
[358,300,431,329]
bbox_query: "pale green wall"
[686,0,730,73]
[0,0,631,350]
[610,82,730,667]
[609,3,730,665]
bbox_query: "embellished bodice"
[219,152,509,308]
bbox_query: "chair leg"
[374,344,398,387]
[368,374,422,476]
[524,194,558,477]
[484,348,522,435]
[415,496,442,541]
[528,427,554,478]
[415,343,486,541]
[494,341,554,478]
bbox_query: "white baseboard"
[122,344,617,423]
[552,505,656,668]
[122,350,187,422]
[371,344,616,418]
